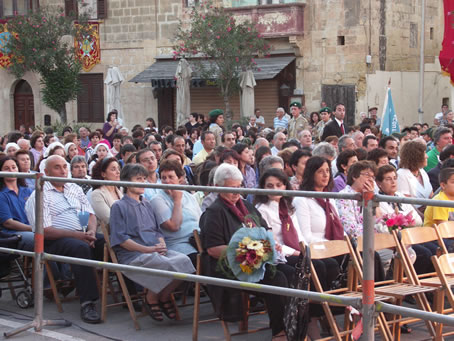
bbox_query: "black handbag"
[283,245,311,341]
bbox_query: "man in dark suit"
[321,103,349,140]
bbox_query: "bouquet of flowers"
[379,211,416,233]
[220,227,277,283]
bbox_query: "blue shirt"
[110,195,163,264]
[0,186,32,231]
[192,139,203,157]
[274,116,289,130]
[150,189,201,255]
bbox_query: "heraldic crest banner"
[74,21,101,72]
[0,20,12,68]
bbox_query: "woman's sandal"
[159,300,177,320]
[401,324,412,334]
[143,299,163,322]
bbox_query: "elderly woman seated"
[150,159,201,266]
[109,164,195,322]
[200,163,289,340]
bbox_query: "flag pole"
[418,0,425,123]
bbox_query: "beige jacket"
[91,186,123,226]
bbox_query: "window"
[65,0,106,19]
[77,73,104,123]
[185,0,199,7]
[337,36,345,46]
[430,27,434,40]
[0,0,38,18]
[409,22,417,48]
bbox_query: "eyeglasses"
[382,177,397,182]
[360,172,375,178]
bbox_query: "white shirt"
[397,168,432,208]
[378,191,423,226]
[256,200,306,257]
[271,146,280,156]
[294,196,340,244]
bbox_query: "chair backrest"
[309,239,351,260]
[436,222,454,240]
[100,222,112,248]
[356,233,396,253]
[400,226,438,246]
[436,253,454,276]
[193,230,203,254]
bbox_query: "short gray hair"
[276,107,285,113]
[213,163,243,186]
[70,155,87,170]
[120,164,149,192]
[259,155,284,175]
[434,127,452,145]
[338,135,353,152]
[312,142,337,159]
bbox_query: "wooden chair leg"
[434,290,444,341]
[239,292,249,332]
[192,280,201,341]
[221,320,231,341]
[116,271,140,330]
[101,247,108,322]
[45,261,63,313]
[170,293,181,321]
[321,302,342,341]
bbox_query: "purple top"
[102,122,118,145]
[332,173,347,193]
[243,164,257,189]
[30,147,46,166]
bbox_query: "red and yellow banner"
[74,22,101,72]
[0,20,12,68]
[440,1,454,84]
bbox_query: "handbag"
[283,245,311,341]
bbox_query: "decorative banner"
[0,20,12,68]
[440,1,454,84]
[74,22,101,72]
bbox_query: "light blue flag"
[380,87,400,136]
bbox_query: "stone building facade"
[0,0,449,134]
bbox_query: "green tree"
[173,1,271,119]
[3,6,92,123]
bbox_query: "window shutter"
[78,74,104,123]
[64,0,78,17]
[97,0,106,19]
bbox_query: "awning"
[129,56,295,88]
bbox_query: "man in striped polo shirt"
[26,155,104,324]
[273,107,289,131]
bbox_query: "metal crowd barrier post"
[4,173,70,338]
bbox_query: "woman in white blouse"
[397,140,432,213]
[255,168,305,264]
[294,156,344,244]
[293,156,344,339]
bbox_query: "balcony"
[225,1,305,38]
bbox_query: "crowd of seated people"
[2,104,454,339]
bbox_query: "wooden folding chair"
[431,253,454,338]
[435,221,454,255]
[393,227,448,339]
[350,233,438,339]
[192,230,267,341]
[309,238,394,341]
[100,222,144,330]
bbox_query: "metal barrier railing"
[1,171,454,340]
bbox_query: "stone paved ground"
[1,284,453,341]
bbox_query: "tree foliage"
[173,1,271,119]
[4,6,92,123]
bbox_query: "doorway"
[321,84,356,127]
[14,80,35,130]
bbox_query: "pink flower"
[227,27,232,32]
[246,250,257,264]
[257,68,261,71]
[216,35,220,39]
[235,57,239,62]
[386,218,396,227]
